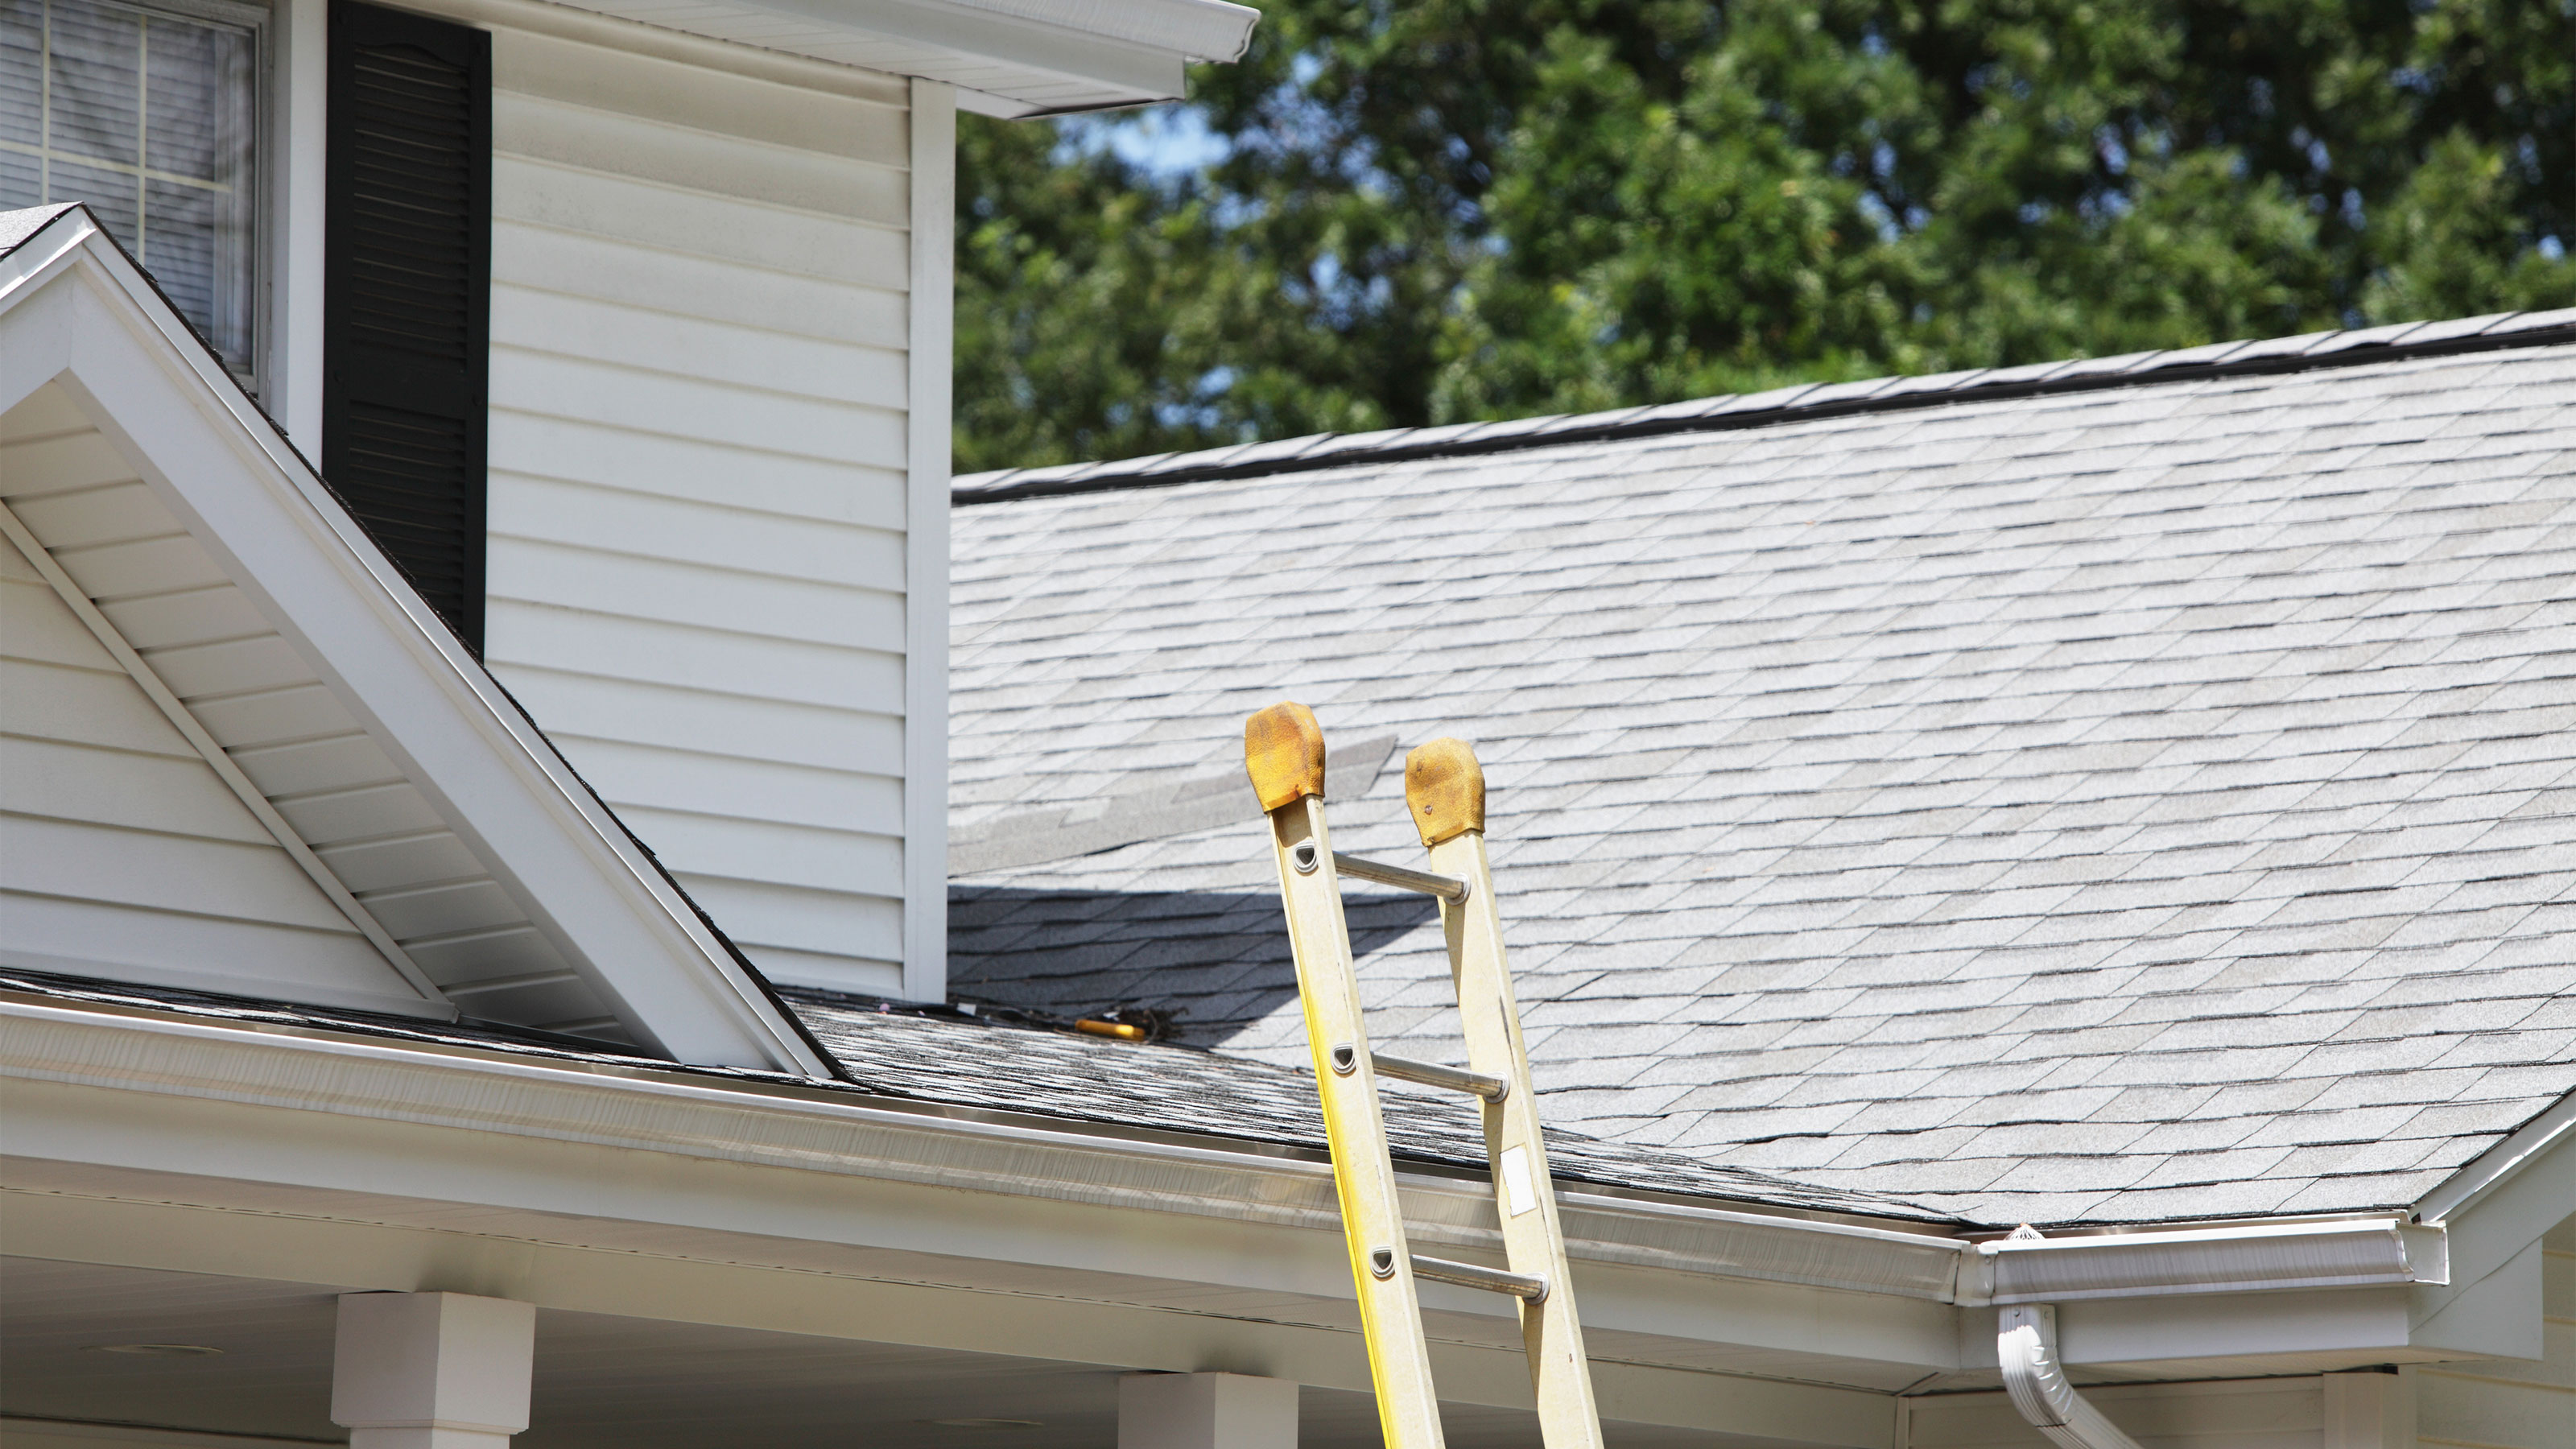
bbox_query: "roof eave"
[536,0,1259,110]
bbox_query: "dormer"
[2,0,1257,1008]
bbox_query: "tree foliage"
[955,0,2576,472]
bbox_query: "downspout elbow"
[1997,1305,2144,1449]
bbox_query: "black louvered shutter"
[324,0,490,653]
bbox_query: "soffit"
[520,0,1261,114]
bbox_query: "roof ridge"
[955,309,2576,505]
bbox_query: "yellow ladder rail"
[1245,702,1606,1449]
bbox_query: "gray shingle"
[939,341,2576,1228]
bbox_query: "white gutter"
[1998,1305,2145,1449]
[0,991,2474,1323]
[0,997,1959,1298]
[1975,1218,2446,1302]
[1979,1217,2450,1449]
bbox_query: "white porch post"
[1119,1373,1298,1449]
[331,1292,537,1449]
[2322,1370,2410,1449]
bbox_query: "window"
[1,0,261,374]
[324,0,489,652]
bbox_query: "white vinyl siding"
[1,471,415,1013]
[478,24,917,997]
[2417,1212,2575,1449]
[0,383,626,1037]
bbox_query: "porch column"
[332,1291,537,1449]
[1119,1373,1298,1449]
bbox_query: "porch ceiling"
[0,1258,1797,1449]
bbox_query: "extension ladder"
[1244,701,1604,1449]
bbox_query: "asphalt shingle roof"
[0,968,1923,1222]
[942,326,2576,1228]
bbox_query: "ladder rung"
[1373,1051,1508,1102]
[1332,851,1469,902]
[1410,1254,1549,1303]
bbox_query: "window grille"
[0,0,259,374]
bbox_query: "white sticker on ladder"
[1501,1144,1538,1217]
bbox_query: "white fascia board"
[1975,1219,2447,1304]
[0,995,1959,1306]
[2,997,2529,1386]
[2411,1084,2576,1226]
[538,0,1256,108]
[0,208,828,1076]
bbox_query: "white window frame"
[10,0,275,389]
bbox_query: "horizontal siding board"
[488,221,906,347]
[493,158,907,287]
[0,658,196,757]
[486,423,905,530]
[481,666,900,773]
[7,480,186,548]
[1,734,274,844]
[2417,1367,2572,1448]
[487,474,903,583]
[0,893,426,1012]
[487,542,903,654]
[492,513,906,613]
[2,813,358,931]
[485,345,906,469]
[483,606,902,710]
[495,93,906,229]
[622,804,902,894]
[738,941,902,996]
[99,584,278,650]
[493,28,906,163]
[478,39,918,990]
[530,733,902,835]
[489,284,906,409]
[675,872,903,960]
[3,576,122,670]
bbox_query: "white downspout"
[1997,1305,2145,1449]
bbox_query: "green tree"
[955,0,2576,473]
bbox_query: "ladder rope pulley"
[1245,703,1606,1449]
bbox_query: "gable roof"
[941,321,2576,1228]
[1,204,827,1074]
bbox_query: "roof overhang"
[514,0,1261,115]
[0,204,830,1074]
[6,993,2544,1410]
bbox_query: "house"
[1,23,2570,1445]
[3,0,1258,1009]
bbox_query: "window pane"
[45,0,140,165]
[0,0,257,372]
